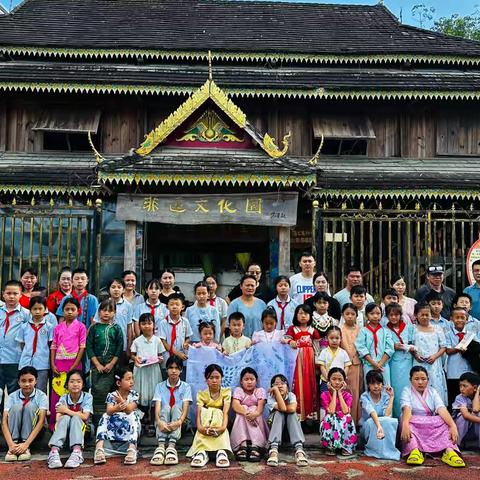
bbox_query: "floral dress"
[319,390,357,454]
[96,390,141,445]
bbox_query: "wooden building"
[1,0,480,295]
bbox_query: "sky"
[0,0,478,28]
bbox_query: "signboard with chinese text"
[116,193,298,227]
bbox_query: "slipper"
[406,448,424,466]
[441,451,465,468]
[295,448,309,467]
[164,445,178,465]
[124,447,137,465]
[216,449,230,468]
[249,447,262,463]
[267,449,279,467]
[150,446,165,465]
[94,447,107,465]
[235,449,248,461]
[191,450,208,468]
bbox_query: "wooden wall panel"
[437,113,480,155]
[101,107,140,153]
[367,113,400,157]
[6,105,38,152]
[400,111,435,158]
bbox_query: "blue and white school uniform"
[133,300,167,336]
[465,315,480,340]
[267,296,297,330]
[158,316,193,365]
[185,302,221,343]
[355,325,394,386]
[386,321,416,418]
[431,317,449,334]
[152,379,192,443]
[16,318,55,370]
[445,326,472,380]
[0,304,29,365]
[360,390,400,460]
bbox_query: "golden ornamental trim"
[262,132,291,159]
[136,79,246,156]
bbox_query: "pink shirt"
[320,390,353,413]
[51,319,87,360]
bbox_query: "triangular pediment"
[136,79,290,158]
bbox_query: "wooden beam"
[124,220,136,271]
[278,226,291,275]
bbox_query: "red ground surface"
[1,451,479,480]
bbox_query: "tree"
[433,10,480,41]
[411,3,480,41]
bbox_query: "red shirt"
[46,290,68,315]
[19,294,31,309]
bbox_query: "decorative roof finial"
[208,50,213,81]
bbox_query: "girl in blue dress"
[360,370,400,460]
[355,303,395,387]
[412,303,448,405]
[385,303,416,418]
[186,281,221,343]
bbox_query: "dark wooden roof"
[2,61,480,94]
[0,151,97,186]
[317,156,480,189]
[99,148,313,176]
[1,0,480,57]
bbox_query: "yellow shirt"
[197,387,231,409]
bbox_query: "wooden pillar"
[278,226,291,275]
[124,220,137,271]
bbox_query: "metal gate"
[0,200,102,293]
[316,201,480,297]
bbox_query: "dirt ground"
[1,447,479,480]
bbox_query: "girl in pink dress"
[285,304,321,421]
[49,297,87,430]
[231,367,269,461]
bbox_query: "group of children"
[1,266,480,470]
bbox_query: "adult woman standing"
[391,275,417,324]
[400,366,465,467]
[47,267,73,315]
[19,266,39,308]
[122,270,144,308]
[158,269,181,305]
[227,275,267,338]
[306,272,341,320]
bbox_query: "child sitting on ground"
[2,366,48,462]
[150,355,192,465]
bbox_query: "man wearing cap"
[414,264,456,318]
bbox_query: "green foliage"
[411,3,480,40]
[433,10,480,41]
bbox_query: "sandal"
[94,447,106,465]
[216,449,230,468]
[441,451,466,468]
[249,447,262,463]
[235,449,248,461]
[150,445,165,466]
[267,448,279,467]
[164,445,178,465]
[124,447,137,465]
[406,448,424,466]
[191,450,209,468]
[295,448,309,467]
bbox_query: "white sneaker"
[48,450,63,469]
[64,451,84,469]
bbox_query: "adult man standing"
[227,262,272,304]
[333,266,374,308]
[414,264,456,318]
[464,259,480,320]
[289,251,316,304]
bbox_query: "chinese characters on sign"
[116,193,297,226]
